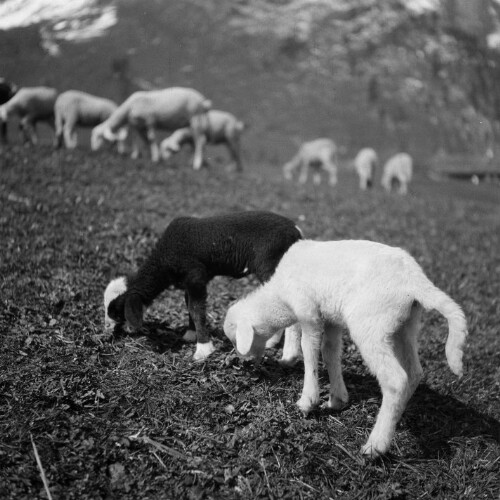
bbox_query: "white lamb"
[54,90,126,152]
[283,138,338,186]
[224,239,467,458]
[353,147,378,190]
[91,87,211,167]
[381,152,413,194]
[0,86,57,145]
[160,109,246,171]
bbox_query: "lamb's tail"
[413,277,468,377]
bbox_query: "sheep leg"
[54,114,64,148]
[146,126,159,162]
[185,284,216,361]
[351,306,423,458]
[279,323,302,366]
[20,117,37,145]
[133,127,150,160]
[321,323,348,410]
[192,132,206,170]
[182,291,197,342]
[298,160,308,184]
[64,123,77,149]
[227,138,243,172]
[0,121,7,143]
[296,321,323,415]
[323,160,338,186]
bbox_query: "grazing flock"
[0,80,413,191]
[1,77,464,459]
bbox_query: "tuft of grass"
[1,147,499,499]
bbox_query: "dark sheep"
[0,78,18,142]
[104,211,303,360]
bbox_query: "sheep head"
[223,306,268,360]
[104,277,145,332]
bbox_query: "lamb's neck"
[128,265,171,306]
[249,287,295,332]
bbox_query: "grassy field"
[1,145,499,499]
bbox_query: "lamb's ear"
[235,320,255,356]
[124,294,143,329]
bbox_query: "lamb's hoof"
[279,355,301,367]
[323,394,349,411]
[296,395,318,417]
[360,442,385,459]
[182,330,197,342]
[193,341,216,362]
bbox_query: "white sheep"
[0,86,57,145]
[91,87,211,167]
[54,90,126,152]
[224,239,467,458]
[381,152,413,194]
[160,110,246,171]
[353,147,378,190]
[283,138,338,186]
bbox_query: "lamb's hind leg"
[296,320,323,415]
[146,125,160,163]
[279,323,302,366]
[182,291,197,342]
[351,308,422,458]
[322,323,348,410]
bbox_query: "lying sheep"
[0,77,18,142]
[91,87,212,166]
[104,211,303,362]
[0,86,57,145]
[224,239,467,458]
[283,138,338,186]
[55,90,126,152]
[160,110,246,171]
[353,147,378,190]
[381,152,413,194]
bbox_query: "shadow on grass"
[108,321,188,354]
[144,321,188,354]
[343,372,499,459]
[249,360,499,460]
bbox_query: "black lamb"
[104,211,303,360]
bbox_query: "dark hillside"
[2,0,500,169]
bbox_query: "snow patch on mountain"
[0,0,117,53]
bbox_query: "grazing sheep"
[160,110,246,171]
[91,87,212,167]
[224,239,467,458]
[0,77,18,142]
[283,138,338,186]
[104,211,304,362]
[381,152,413,194]
[0,86,57,145]
[353,147,378,190]
[55,90,126,151]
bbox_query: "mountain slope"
[1,0,499,163]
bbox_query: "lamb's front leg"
[186,284,215,361]
[182,291,197,342]
[279,323,302,366]
[146,126,160,163]
[296,321,322,415]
